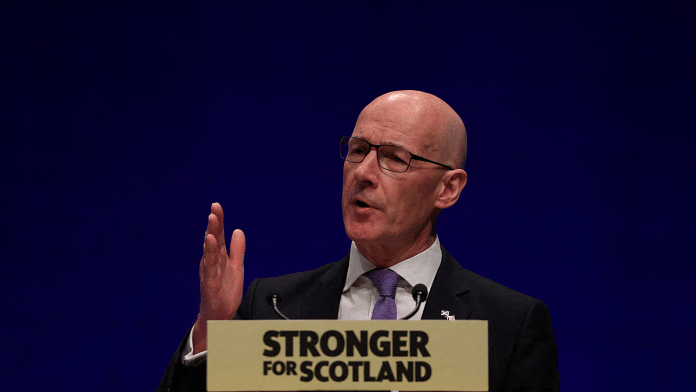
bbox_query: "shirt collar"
[343,236,442,292]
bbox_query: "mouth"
[348,193,378,212]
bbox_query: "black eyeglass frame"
[339,136,454,173]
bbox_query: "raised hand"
[192,202,245,354]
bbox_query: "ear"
[434,169,467,209]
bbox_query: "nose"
[352,147,380,188]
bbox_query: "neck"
[356,233,437,268]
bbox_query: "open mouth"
[356,200,369,208]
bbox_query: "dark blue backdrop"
[1,1,694,391]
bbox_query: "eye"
[385,154,405,164]
[348,140,369,155]
[381,148,409,164]
[351,146,367,154]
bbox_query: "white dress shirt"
[182,237,443,366]
[338,237,441,320]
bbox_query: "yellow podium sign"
[208,320,488,391]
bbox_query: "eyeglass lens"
[340,138,411,172]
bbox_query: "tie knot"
[365,269,400,298]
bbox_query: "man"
[158,91,560,391]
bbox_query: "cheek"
[342,162,353,187]
[393,180,439,219]
[341,167,350,195]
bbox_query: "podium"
[207,320,488,391]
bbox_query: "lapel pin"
[441,310,455,320]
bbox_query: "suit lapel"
[422,246,471,321]
[297,248,471,321]
[300,255,350,319]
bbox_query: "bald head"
[358,90,467,169]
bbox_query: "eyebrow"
[352,135,410,151]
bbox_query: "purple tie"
[365,269,401,320]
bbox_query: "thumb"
[229,229,246,269]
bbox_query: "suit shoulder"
[239,257,348,319]
[245,257,348,305]
[462,267,539,305]
[441,254,553,336]
[441,248,544,311]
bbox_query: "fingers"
[211,202,224,217]
[207,213,223,251]
[211,202,225,248]
[202,232,220,279]
[201,203,234,283]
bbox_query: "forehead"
[350,101,439,153]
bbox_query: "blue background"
[1,1,694,391]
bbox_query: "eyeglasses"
[339,136,453,173]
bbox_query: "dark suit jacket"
[157,247,560,391]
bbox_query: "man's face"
[341,97,447,252]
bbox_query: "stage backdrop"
[1,1,694,391]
